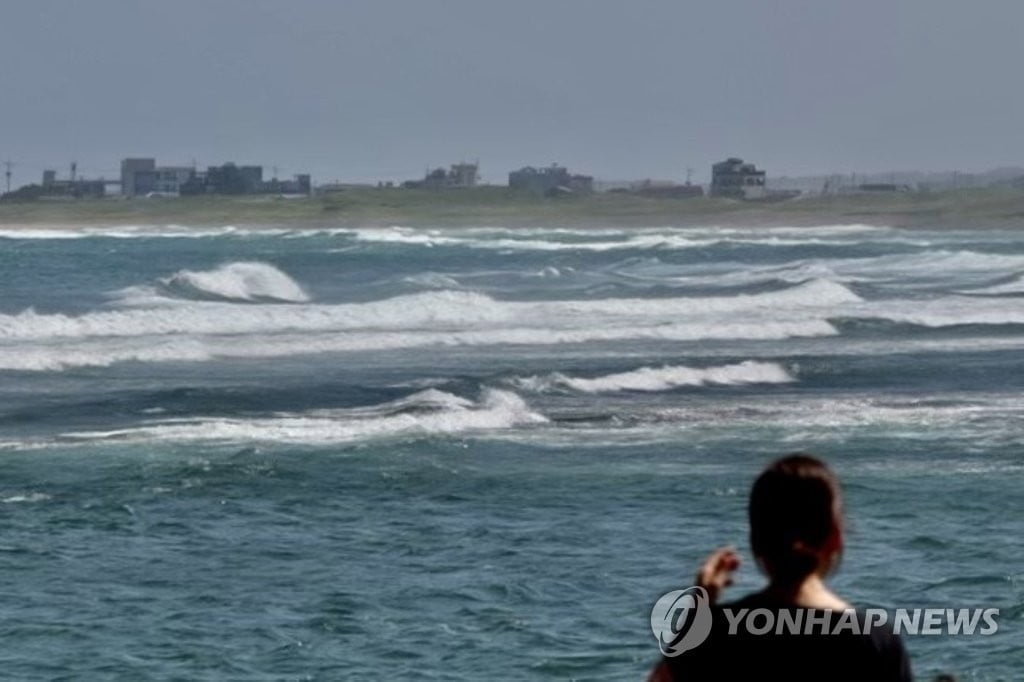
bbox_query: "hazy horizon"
[2,0,1023,187]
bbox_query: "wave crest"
[513,361,795,393]
[158,262,310,303]
[58,388,546,445]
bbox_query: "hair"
[748,454,843,582]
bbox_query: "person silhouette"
[649,454,912,681]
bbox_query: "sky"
[1,0,1022,186]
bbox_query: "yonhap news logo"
[650,587,714,656]
[651,586,1000,656]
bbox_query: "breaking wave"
[511,361,795,393]
[0,322,838,372]
[0,279,857,342]
[10,268,1024,372]
[57,388,546,446]
[158,262,310,303]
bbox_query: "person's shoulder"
[713,597,912,680]
[653,595,912,682]
[856,609,912,681]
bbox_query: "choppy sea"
[0,223,1021,679]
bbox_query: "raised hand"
[695,546,740,604]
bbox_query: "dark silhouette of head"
[749,454,844,583]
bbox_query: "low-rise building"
[710,157,766,199]
[123,158,311,196]
[180,164,311,196]
[508,164,593,195]
[40,168,106,198]
[405,162,479,189]
[262,174,312,195]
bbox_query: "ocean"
[0,223,1021,680]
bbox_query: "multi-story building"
[710,157,766,199]
[120,158,156,197]
[133,167,195,196]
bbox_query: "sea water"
[0,224,1021,679]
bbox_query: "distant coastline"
[3,186,1024,230]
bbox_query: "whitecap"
[512,360,795,393]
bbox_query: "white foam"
[850,295,1024,327]
[610,250,1024,289]
[348,225,895,252]
[0,321,838,371]
[158,262,310,303]
[1,492,52,504]
[0,225,271,240]
[59,388,546,446]
[500,390,1024,447]
[0,280,856,342]
[0,277,859,370]
[401,272,464,289]
[513,360,795,393]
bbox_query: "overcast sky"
[1,0,1022,186]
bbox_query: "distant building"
[121,158,156,196]
[405,162,479,189]
[262,174,312,195]
[710,157,766,199]
[122,158,311,196]
[134,166,195,196]
[121,158,198,197]
[508,164,594,195]
[204,164,264,194]
[39,168,106,198]
[179,163,311,196]
[439,162,478,188]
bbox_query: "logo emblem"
[650,586,713,656]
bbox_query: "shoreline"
[2,186,1024,231]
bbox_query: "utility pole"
[3,160,12,194]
